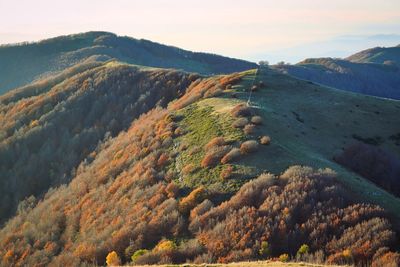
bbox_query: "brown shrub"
[230,104,252,118]
[179,142,189,151]
[240,140,258,154]
[220,165,234,180]
[166,182,179,198]
[221,148,241,164]
[201,146,231,168]
[173,94,199,110]
[182,164,196,175]
[179,187,207,214]
[260,136,271,145]
[251,116,263,125]
[204,87,223,98]
[232,118,249,128]
[190,200,214,221]
[188,146,201,156]
[243,124,256,135]
[174,127,185,136]
[204,137,226,150]
[157,153,169,167]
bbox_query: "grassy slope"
[185,67,400,225]
[171,103,248,192]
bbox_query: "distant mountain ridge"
[274,45,400,99]
[0,31,256,94]
[346,45,400,65]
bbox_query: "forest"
[0,61,198,223]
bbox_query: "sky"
[0,0,399,63]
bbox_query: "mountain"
[273,45,400,99]
[0,31,257,94]
[1,62,400,266]
[347,45,400,65]
[0,60,199,223]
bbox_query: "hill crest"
[0,31,256,94]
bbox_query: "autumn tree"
[106,251,121,266]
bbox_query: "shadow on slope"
[0,61,198,223]
[0,31,256,93]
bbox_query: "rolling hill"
[274,45,400,99]
[0,31,257,94]
[0,61,399,266]
[347,45,400,65]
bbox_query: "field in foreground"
[130,260,347,267]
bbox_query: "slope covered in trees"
[274,45,400,99]
[0,31,257,94]
[0,61,198,223]
[0,66,400,266]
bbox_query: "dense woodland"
[334,143,400,198]
[0,67,399,267]
[0,61,198,223]
[0,31,256,94]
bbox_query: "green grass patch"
[170,101,250,192]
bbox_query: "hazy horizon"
[1,0,399,63]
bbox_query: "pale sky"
[0,0,399,63]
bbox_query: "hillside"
[347,45,400,65]
[273,45,400,99]
[0,65,400,266]
[0,60,198,223]
[0,31,256,94]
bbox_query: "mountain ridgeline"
[347,45,400,65]
[0,31,257,94]
[0,33,400,267]
[274,45,400,99]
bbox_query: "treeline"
[0,73,398,266]
[0,62,198,223]
[334,142,400,197]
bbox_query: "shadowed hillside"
[0,31,257,94]
[274,45,400,99]
[0,66,399,266]
[347,45,400,65]
[0,61,198,222]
